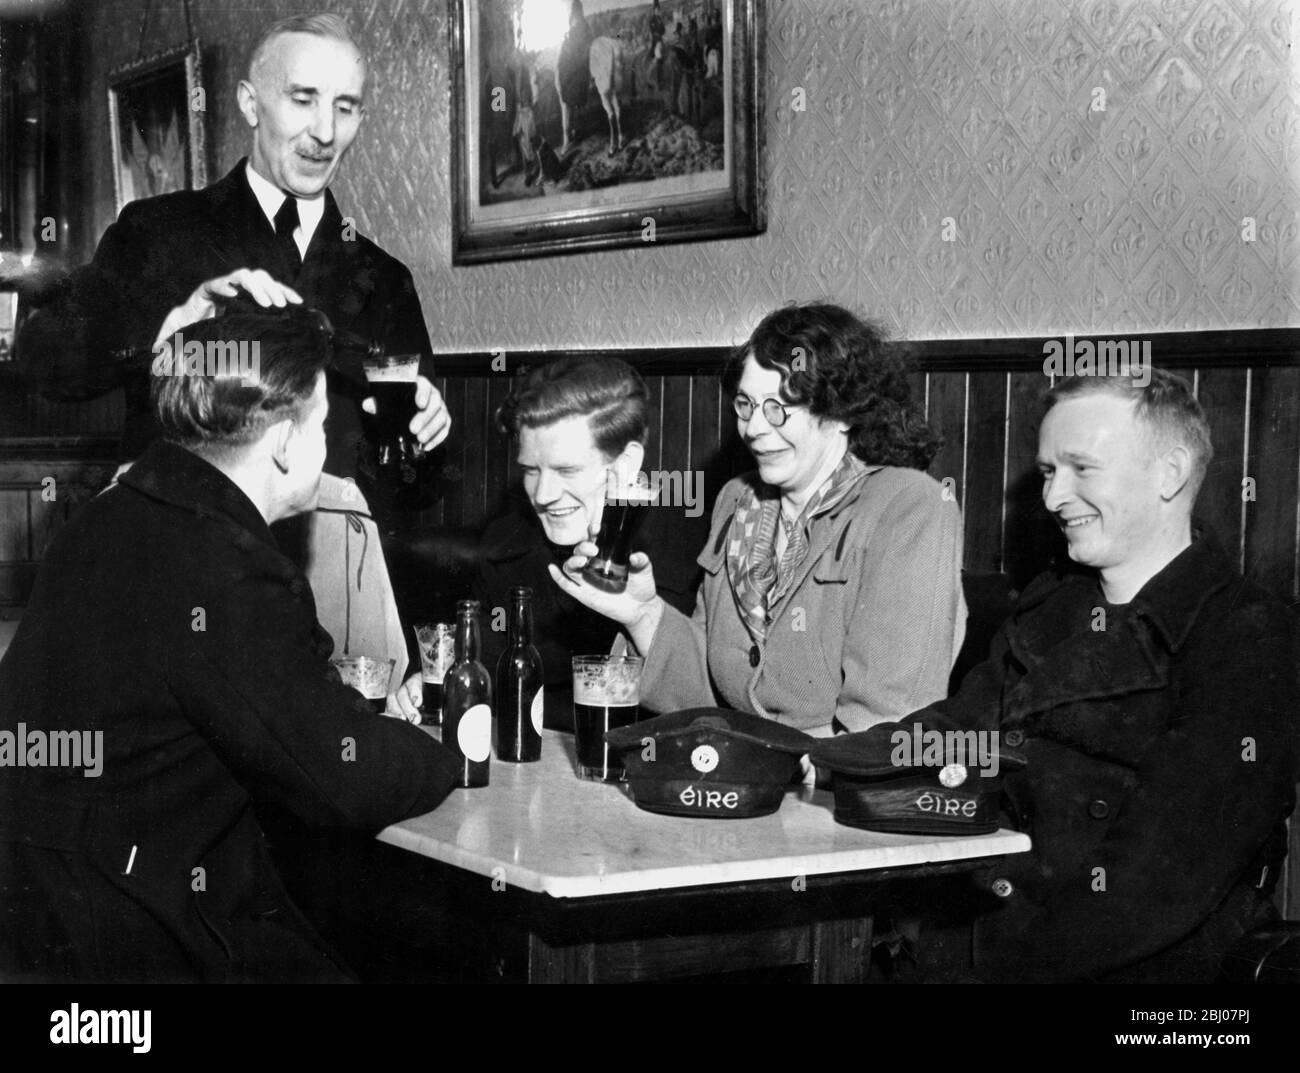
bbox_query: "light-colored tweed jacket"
[639,465,966,736]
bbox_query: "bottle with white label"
[444,599,492,787]
[496,586,544,763]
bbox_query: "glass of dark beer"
[581,472,655,594]
[412,622,455,726]
[571,655,643,781]
[331,655,396,713]
[362,354,422,477]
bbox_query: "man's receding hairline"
[248,29,366,87]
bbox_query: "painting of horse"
[557,35,624,157]
[451,0,763,263]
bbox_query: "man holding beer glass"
[388,357,706,729]
[22,13,450,485]
[17,14,450,683]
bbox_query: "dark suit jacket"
[476,491,707,729]
[872,534,1298,983]
[20,160,431,481]
[0,441,459,983]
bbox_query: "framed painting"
[450,0,765,263]
[108,42,208,213]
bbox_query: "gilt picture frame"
[107,41,208,214]
[449,0,765,263]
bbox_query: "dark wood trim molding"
[429,328,1300,377]
[0,437,119,461]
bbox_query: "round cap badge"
[690,745,719,773]
[938,763,968,788]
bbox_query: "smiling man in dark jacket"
[0,306,459,983]
[20,12,447,483]
[813,367,1298,983]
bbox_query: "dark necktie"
[273,196,303,277]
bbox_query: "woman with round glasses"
[551,302,966,736]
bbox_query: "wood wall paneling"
[1004,371,1059,587]
[925,371,967,514]
[1244,364,1300,599]
[641,375,662,473]
[484,373,513,522]
[0,490,28,562]
[4,331,1298,608]
[462,376,489,529]
[27,487,62,562]
[403,340,1300,601]
[428,376,449,528]
[963,372,1009,575]
[691,374,735,511]
[689,374,721,477]
[438,376,468,530]
[659,377,692,480]
[0,459,117,611]
[1195,369,1251,567]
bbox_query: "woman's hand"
[385,672,424,724]
[547,538,666,653]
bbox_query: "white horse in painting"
[556,36,623,157]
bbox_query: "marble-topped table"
[374,729,1030,982]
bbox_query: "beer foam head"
[572,657,641,706]
[332,655,394,699]
[363,354,421,382]
[414,624,455,680]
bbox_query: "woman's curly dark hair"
[721,302,941,470]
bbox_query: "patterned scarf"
[726,452,869,643]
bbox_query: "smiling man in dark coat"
[0,306,460,983]
[813,367,1298,983]
[19,13,452,681]
[386,357,708,730]
[22,12,448,483]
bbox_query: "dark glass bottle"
[443,599,492,787]
[496,587,544,762]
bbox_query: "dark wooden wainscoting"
[429,328,1300,598]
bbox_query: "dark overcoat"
[0,441,460,982]
[880,535,1298,982]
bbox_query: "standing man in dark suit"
[0,306,460,983]
[22,11,449,491]
[21,14,450,675]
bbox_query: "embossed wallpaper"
[76,0,1300,347]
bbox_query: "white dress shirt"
[245,161,325,259]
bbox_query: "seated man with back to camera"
[811,368,1299,982]
[0,306,460,984]
[390,356,707,728]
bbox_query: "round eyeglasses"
[733,394,795,428]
